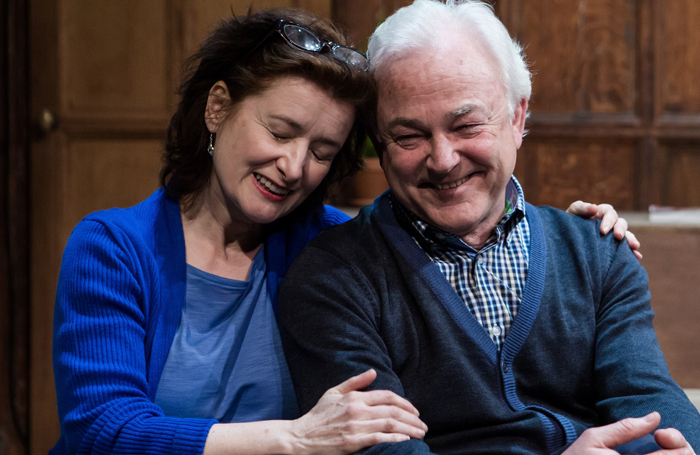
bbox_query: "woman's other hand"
[566,201,642,260]
[289,369,428,455]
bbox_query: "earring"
[208,133,215,156]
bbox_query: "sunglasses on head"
[251,20,369,72]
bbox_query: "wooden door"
[28,1,330,453]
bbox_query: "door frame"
[1,0,30,453]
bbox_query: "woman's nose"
[276,142,307,185]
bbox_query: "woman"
[50,7,637,455]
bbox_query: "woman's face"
[205,76,355,225]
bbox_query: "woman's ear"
[204,81,231,133]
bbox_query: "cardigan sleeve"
[279,245,436,455]
[52,219,215,455]
[591,234,700,451]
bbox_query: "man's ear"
[512,97,528,150]
[205,81,231,134]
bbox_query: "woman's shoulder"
[67,188,180,258]
[81,187,169,225]
[319,204,351,228]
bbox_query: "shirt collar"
[392,176,527,253]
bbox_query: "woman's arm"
[203,370,427,455]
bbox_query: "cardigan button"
[502,361,510,373]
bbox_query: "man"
[279,1,700,454]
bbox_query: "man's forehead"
[378,28,493,70]
[375,45,503,122]
[377,37,500,91]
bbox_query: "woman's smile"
[253,173,291,200]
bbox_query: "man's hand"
[654,426,696,454]
[562,412,695,455]
[566,201,642,260]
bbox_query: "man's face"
[375,38,527,246]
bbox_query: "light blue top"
[154,246,299,422]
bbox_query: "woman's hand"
[566,201,642,260]
[289,369,428,455]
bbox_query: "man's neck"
[457,214,504,251]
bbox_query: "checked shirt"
[392,177,530,351]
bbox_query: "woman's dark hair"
[160,8,376,215]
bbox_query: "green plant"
[363,136,377,158]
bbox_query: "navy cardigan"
[279,191,700,455]
[50,188,349,455]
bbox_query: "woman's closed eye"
[271,130,292,141]
[310,148,336,163]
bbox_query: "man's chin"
[420,209,481,236]
[417,201,501,241]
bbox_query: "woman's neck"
[180,186,263,281]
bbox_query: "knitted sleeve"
[592,233,700,451]
[52,219,215,455]
[279,245,435,455]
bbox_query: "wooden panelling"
[655,0,700,114]
[515,139,635,210]
[652,142,700,207]
[499,0,636,114]
[2,0,31,451]
[272,0,330,16]
[632,226,700,388]
[66,139,163,230]
[29,130,65,455]
[61,1,171,117]
[331,0,381,50]
[332,0,413,50]
[182,0,332,58]
[21,1,700,454]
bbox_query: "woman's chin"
[243,204,296,225]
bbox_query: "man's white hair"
[367,0,531,119]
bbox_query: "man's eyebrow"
[445,105,477,121]
[386,105,482,131]
[386,117,427,131]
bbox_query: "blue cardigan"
[50,188,349,455]
[279,191,700,455]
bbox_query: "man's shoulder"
[531,204,604,241]
[529,204,635,273]
[306,204,383,255]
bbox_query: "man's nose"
[276,141,307,185]
[428,134,460,174]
